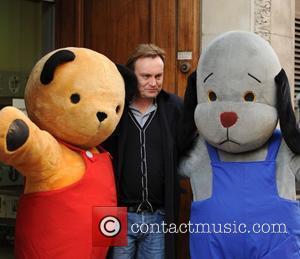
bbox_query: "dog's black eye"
[244,91,255,102]
[70,93,80,104]
[208,90,217,102]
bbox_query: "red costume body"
[15,145,117,259]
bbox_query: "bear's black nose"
[97,112,107,122]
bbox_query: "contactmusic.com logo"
[93,207,127,247]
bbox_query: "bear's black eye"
[116,105,121,114]
[208,90,217,102]
[244,91,255,102]
[70,93,80,104]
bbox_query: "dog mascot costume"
[0,48,135,258]
[179,31,300,258]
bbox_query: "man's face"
[134,56,164,99]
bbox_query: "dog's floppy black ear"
[178,71,198,156]
[275,68,300,153]
[116,64,137,102]
[40,49,75,85]
[184,71,198,120]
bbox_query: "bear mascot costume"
[0,47,136,258]
[179,31,300,258]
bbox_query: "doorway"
[55,1,200,257]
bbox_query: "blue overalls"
[190,131,300,258]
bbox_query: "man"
[103,44,183,259]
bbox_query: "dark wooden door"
[55,1,200,258]
[55,0,200,96]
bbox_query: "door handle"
[180,62,191,73]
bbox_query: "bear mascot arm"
[0,106,65,193]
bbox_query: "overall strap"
[205,141,220,163]
[265,129,282,161]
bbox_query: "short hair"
[126,43,166,71]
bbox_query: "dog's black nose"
[97,112,107,122]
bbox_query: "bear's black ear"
[275,68,300,153]
[116,64,137,102]
[40,49,75,85]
